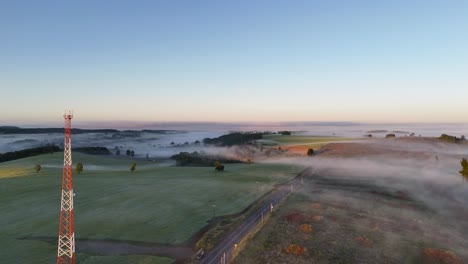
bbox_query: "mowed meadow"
[0,152,302,263]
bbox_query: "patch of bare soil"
[281,145,311,156]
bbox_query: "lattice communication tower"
[57,111,76,264]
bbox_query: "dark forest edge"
[0,145,60,163]
[171,151,242,167]
[203,132,265,146]
[74,147,111,155]
[0,146,113,163]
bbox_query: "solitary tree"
[307,148,314,156]
[130,150,135,157]
[130,163,136,172]
[126,149,131,156]
[213,161,224,171]
[116,149,121,156]
[76,162,83,174]
[215,164,225,172]
[460,158,468,179]
[35,164,41,173]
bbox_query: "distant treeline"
[74,147,111,155]
[0,126,181,135]
[0,145,60,163]
[203,132,264,146]
[171,151,241,166]
[0,126,118,134]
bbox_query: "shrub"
[34,164,41,173]
[215,164,224,172]
[285,244,306,254]
[459,158,468,179]
[76,162,83,174]
[298,224,313,233]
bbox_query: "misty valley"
[0,124,467,264]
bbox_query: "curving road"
[199,175,303,264]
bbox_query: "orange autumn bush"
[298,224,313,233]
[423,248,462,264]
[355,236,373,247]
[285,244,307,255]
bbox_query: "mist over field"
[1,121,468,263]
[1,123,467,157]
[235,138,468,263]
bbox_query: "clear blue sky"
[1,0,467,126]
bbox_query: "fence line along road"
[199,174,303,264]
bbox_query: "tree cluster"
[203,132,264,146]
[0,145,60,163]
[439,134,466,144]
[171,151,240,167]
[279,131,292,136]
[74,146,111,155]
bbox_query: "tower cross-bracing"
[57,111,76,264]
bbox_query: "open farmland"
[262,135,353,146]
[0,152,302,263]
[260,135,357,156]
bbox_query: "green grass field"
[262,135,354,146]
[0,152,302,263]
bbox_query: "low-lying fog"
[261,139,468,261]
[0,131,220,157]
[1,123,467,158]
[271,140,468,236]
[2,122,467,259]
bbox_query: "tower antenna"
[57,111,76,264]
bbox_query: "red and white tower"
[57,111,76,264]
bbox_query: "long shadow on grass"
[18,236,193,262]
